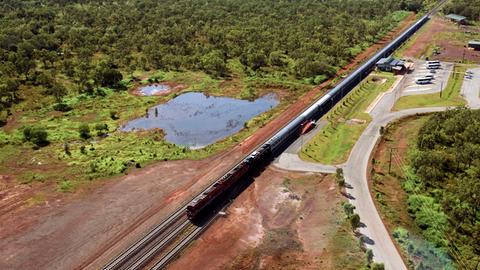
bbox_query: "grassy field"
[329,216,369,269]
[371,115,456,269]
[393,64,468,110]
[0,69,310,192]
[300,73,397,164]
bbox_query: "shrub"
[342,202,356,217]
[366,249,373,265]
[110,110,119,120]
[58,180,73,192]
[79,124,91,139]
[64,142,71,156]
[371,262,385,270]
[407,194,448,246]
[350,213,361,230]
[23,126,33,141]
[53,103,72,112]
[95,123,108,136]
[23,126,49,147]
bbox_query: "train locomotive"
[186,14,430,220]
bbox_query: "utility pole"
[439,81,443,98]
[388,148,394,174]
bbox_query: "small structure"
[376,57,406,74]
[468,40,480,51]
[446,14,467,24]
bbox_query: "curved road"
[274,66,480,269]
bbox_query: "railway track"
[102,209,189,270]
[103,198,227,270]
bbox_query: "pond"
[122,92,279,148]
[138,84,171,96]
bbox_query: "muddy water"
[138,84,170,95]
[122,92,278,148]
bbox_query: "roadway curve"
[344,106,446,270]
[274,65,480,269]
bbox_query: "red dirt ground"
[168,168,363,270]
[0,15,416,270]
[403,16,480,63]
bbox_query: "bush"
[110,110,119,120]
[95,123,108,136]
[342,202,356,217]
[366,249,373,265]
[407,195,448,246]
[23,126,33,141]
[23,126,49,147]
[350,213,361,230]
[370,262,385,270]
[58,180,73,192]
[53,102,72,112]
[79,124,91,139]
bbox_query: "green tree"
[350,213,361,230]
[200,50,227,78]
[95,123,108,136]
[371,262,385,270]
[79,124,91,139]
[23,126,49,147]
[343,202,356,217]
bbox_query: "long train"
[186,13,430,219]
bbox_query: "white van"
[427,60,440,65]
[415,77,432,84]
[426,64,441,70]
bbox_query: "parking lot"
[401,60,453,96]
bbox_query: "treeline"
[0,0,431,124]
[409,108,480,269]
[444,0,480,21]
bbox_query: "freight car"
[186,14,430,219]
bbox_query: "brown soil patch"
[403,17,451,58]
[0,15,416,270]
[2,111,23,132]
[403,16,480,63]
[0,151,247,270]
[168,168,365,270]
[437,41,480,63]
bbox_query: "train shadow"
[190,157,271,226]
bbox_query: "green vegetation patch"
[407,108,480,268]
[301,73,397,164]
[393,227,455,269]
[329,216,369,270]
[0,68,307,191]
[371,114,462,269]
[394,64,468,110]
[374,109,480,268]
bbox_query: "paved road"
[344,107,446,270]
[273,153,339,173]
[273,64,480,269]
[462,67,480,109]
